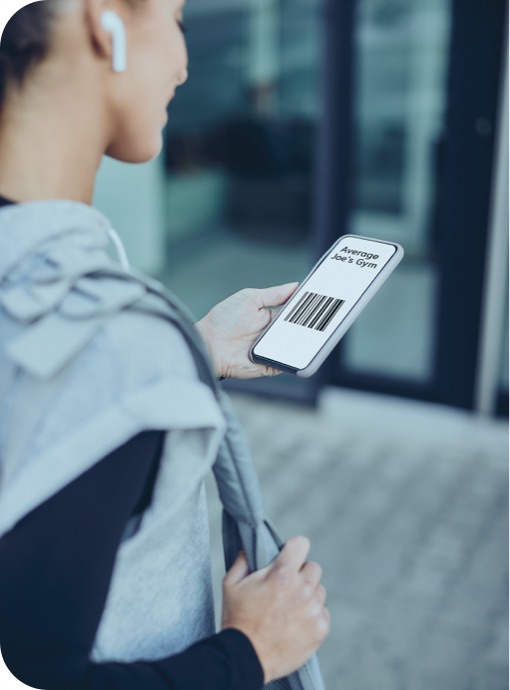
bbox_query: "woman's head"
[0,0,188,164]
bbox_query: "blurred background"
[93,0,509,688]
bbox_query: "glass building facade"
[93,0,507,414]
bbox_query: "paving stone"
[448,483,507,532]
[441,584,505,631]
[380,511,429,552]
[415,528,468,574]
[334,644,406,690]
[367,601,431,661]
[468,664,509,690]
[462,525,509,591]
[395,565,451,606]
[319,597,369,676]
[411,671,471,690]
[328,557,400,602]
[484,617,510,668]
[415,622,484,675]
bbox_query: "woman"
[0,1,329,689]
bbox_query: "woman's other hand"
[195,283,299,379]
[221,537,330,683]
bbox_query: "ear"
[83,0,130,67]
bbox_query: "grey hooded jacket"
[0,199,324,690]
[0,199,230,661]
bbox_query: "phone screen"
[252,236,398,371]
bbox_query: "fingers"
[274,536,311,573]
[321,607,331,635]
[224,551,250,586]
[300,561,323,587]
[316,584,327,607]
[262,365,282,378]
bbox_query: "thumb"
[257,282,299,309]
[224,551,250,586]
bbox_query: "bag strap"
[121,276,268,529]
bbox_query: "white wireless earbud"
[101,10,126,73]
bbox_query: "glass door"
[328,0,507,410]
[342,0,452,382]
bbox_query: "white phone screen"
[252,236,397,370]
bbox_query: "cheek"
[134,44,182,111]
[109,77,167,162]
[132,47,167,100]
[106,25,183,162]
[138,25,184,90]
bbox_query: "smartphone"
[249,234,404,377]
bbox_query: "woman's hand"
[195,283,299,380]
[221,537,330,684]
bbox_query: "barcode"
[284,291,345,332]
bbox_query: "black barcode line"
[298,293,321,326]
[309,296,333,329]
[317,297,344,331]
[286,291,313,325]
[284,291,345,332]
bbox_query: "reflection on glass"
[499,283,509,391]
[344,0,452,381]
[159,0,321,329]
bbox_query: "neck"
[0,81,108,206]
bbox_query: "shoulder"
[4,284,207,430]
[0,207,226,536]
[100,305,198,392]
[0,233,197,385]
[0,208,222,436]
[1,262,217,455]
[0,285,225,538]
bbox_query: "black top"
[0,194,264,690]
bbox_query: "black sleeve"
[0,431,264,690]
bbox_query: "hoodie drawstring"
[106,227,131,272]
